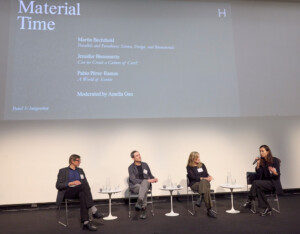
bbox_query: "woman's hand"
[206,176,214,182]
[268,166,278,176]
[256,157,261,168]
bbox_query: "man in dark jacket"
[128,151,158,219]
[56,154,102,231]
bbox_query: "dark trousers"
[249,180,274,209]
[64,183,94,222]
[191,180,212,209]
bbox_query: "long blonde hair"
[187,151,202,167]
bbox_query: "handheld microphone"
[252,156,261,165]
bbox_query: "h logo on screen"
[218,9,227,18]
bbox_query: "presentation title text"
[17,0,80,31]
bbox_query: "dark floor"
[1,194,300,234]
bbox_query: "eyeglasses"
[74,159,81,162]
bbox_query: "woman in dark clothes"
[243,145,283,216]
[186,151,216,218]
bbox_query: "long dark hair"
[259,145,273,166]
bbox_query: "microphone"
[252,156,261,165]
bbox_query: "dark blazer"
[187,163,209,187]
[128,162,154,190]
[255,157,283,195]
[55,167,89,206]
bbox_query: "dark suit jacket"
[255,157,283,195]
[55,167,89,206]
[186,163,209,187]
[128,162,154,190]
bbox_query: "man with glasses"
[128,150,158,219]
[56,154,102,231]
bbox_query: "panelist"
[128,150,158,219]
[242,145,283,216]
[186,151,216,218]
[56,154,102,231]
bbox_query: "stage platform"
[1,193,299,234]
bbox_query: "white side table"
[160,186,183,216]
[99,188,122,220]
[220,184,244,214]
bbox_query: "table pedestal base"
[103,215,118,220]
[226,209,240,214]
[165,212,179,216]
[102,192,118,220]
[227,188,240,214]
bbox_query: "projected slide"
[4,0,239,119]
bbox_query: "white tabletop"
[99,189,122,194]
[160,186,183,191]
[220,184,244,189]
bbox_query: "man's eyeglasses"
[74,159,81,162]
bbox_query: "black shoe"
[242,200,252,209]
[92,211,104,219]
[83,222,97,231]
[195,197,202,207]
[139,208,147,219]
[135,199,142,211]
[260,208,272,217]
[207,209,217,218]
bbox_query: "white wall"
[1,116,299,205]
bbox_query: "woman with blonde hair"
[186,151,216,218]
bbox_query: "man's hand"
[148,178,158,183]
[69,180,81,186]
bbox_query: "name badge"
[80,174,85,179]
[197,168,203,173]
[143,169,148,174]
